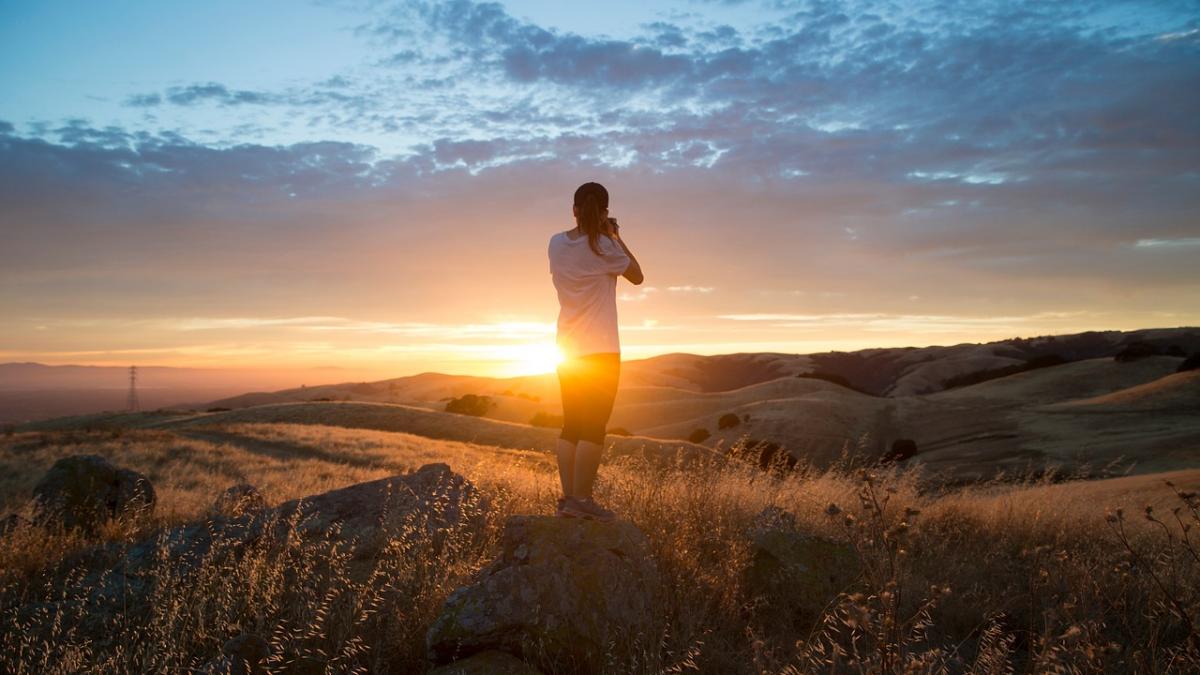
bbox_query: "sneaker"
[555,496,575,518]
[561,495,617,521]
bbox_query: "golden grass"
[1,424,1197,673]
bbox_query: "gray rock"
[32,454,155,533]
[426,515,659,673]
[122,462,485,574]
[277,462,482,554]
[429,650,543,674]
[65,464,488,638]
[743,506,858,620]
[211,484,266,517]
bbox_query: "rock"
[429,650,543,675]
[212,484,266,517]
[32,455,155,533]
[31,461,487,638]
[123,462,485,573]
[426,515,659,673]
[743,506,858,621]
[274,462,485,558]
[58,463,487,639]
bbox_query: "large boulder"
[743,506,858,622]
[124,462,485,574]
[65,463,487,642]
[274,462,484,557]
[426,515,659,673]
[32,454,155,533]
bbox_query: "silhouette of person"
[547,182,644,520]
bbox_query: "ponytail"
[573,181,610,256]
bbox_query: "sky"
[1,0,1198,381]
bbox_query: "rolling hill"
[10,327,1199,483]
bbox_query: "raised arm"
[610,229,644,285]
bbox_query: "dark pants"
[556,352,620,445]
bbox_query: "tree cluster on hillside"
[445,394,493,417]
[941,354,1067,390]
[529,412,563,428]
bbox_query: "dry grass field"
[2,412,1198,673]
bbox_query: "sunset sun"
[503,342,565,376]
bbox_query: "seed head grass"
[1,425,1197,672]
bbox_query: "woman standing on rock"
[547,181,644,521]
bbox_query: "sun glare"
[502,341,565,376]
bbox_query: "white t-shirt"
[548,230,631,358]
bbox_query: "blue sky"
[1,0,1198,378]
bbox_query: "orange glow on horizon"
[493,341,565,377]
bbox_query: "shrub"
[718,413,741,430]
[206,407,232,413]
[881,439,918,464]
[1178,352,1200,373]
[2,424,14,438]
[1165,344,1187,357]
[444,394,492,417]
[687,427,711,443]
[529,412,563,428]
[606,427,632,436]
[1114,341,1159,362]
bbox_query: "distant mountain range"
[4,327,1198,425]
[0,363,310,423]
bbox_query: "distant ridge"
[198,326,1200,409]
[4,327,1198,425]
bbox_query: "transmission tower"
[127,365,140,412]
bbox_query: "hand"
[605,217,619,237]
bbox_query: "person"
[547,181,644,521]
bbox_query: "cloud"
[351,0,1199,189]
[619,286,659,302]
[123,93,163,107]
[2,0,1198,361]
[716,310,1103,334]
[1134,237,1200,249]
